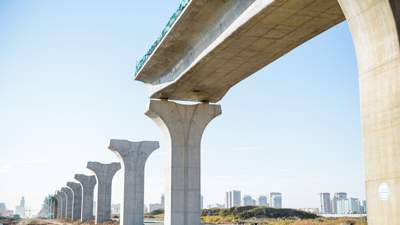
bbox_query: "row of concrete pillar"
[47,100,221,225]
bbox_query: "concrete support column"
[49,195,54,219]
[54,193,61,219]
[50,196,57,219]
[145,100,221,225]
[58,190,67,219]
[61,187,73,219]
[338,1,400,225]
[67,182,83,220]
[87,161,121,224]
[75,174,97,221]
[49,196,53,219]
[108,139,159,225]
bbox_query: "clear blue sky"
[0,0,363,213]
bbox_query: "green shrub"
[202,206,318,220]
[150,209,164,215]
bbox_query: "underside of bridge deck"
[135,0,345,102]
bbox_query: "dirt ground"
[10,219,117,225]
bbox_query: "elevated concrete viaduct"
[135,0,400,225]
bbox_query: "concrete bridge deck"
[135,0,345,102]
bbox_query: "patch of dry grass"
[201,216,367,225]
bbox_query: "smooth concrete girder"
[108,139,159,225]
[87,161,121,224]
[61,187,73,220]
[75,174,97,221]
[67,182,82,220]
[145,100,221,225]
[135,0,345,102]
[136,0,256,84]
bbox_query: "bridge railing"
[135,0,190,76]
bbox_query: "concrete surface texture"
[61,187,73,220]
[49,196,54,218]
[135,0,345,102]
[67,182,83,220]
[75,174,97,221]
[87,161,121,224]
[54,193,62,219]
[50,196,57,219]
[145,100,221,225]
[57,190,67,219]
[108,139,160,225]
[52,197,57,219]
[337,0,400,225]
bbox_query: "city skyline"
[225,190,282,209]
[319,192,366,215]
[1,188,367,218]
[8,191,366,219]
[0,0,364,214]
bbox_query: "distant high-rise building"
[270,192,282,208]
[320,192,365,215]
[0,203,6,213]
[319,193,332,214]
[361,200,367,214]
[242,195,255,206]
[161,194,165,207]
[336,198,350,214]
[201,195,204,209]
[334,192,347,199]
[225,190,241,208]
[349,198,361,214]
[15,197,26,218]
[258,196,268,206]
[20,197,25,208]
[15,205,24,217]
[332,192,347,214]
